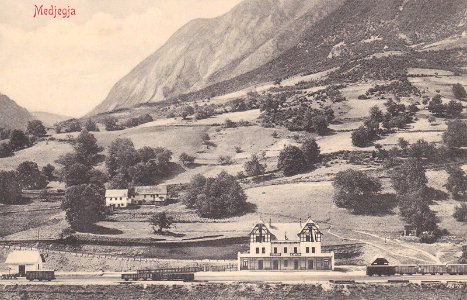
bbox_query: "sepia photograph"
[0,0,466,299]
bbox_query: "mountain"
[31,111,72,127]
[90,0,345,115]
[0,93,34,130]
[91,0,466,115]
[185,0,467,100]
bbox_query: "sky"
[0,0,243,117]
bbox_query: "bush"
[150,212,174,234]
[390,158,427,195]
[102,116,121,131]
[84,119,99,132]
[244,154,266,178]
[453,203,467,222]
[452,83,466,99]
[301,138,320,168]
[0,142,13,158]
[277,145,306,176]
[16,161,48,189]
[224,119,236,128]
[445,166,466,199]
[9,129,30,151]
[27,120,47,137]
[218,155,233,165]
[351,126,374,147]
[443,119,467,148]
[179,152,195,166]
[234,146,242,153]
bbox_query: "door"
[258,260,263,270]
[308,260,314,270]
[273,260,279,270]
[19,265,26,276]
[323,260,330,270]
[294,260,299,270]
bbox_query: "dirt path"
[327,228,434,264]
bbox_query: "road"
[0,271,466,285]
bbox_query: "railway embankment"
[0,282,465,299]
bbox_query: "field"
[0,67,466,270]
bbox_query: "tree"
[16,161,48,189]
[9,129,29,151]
[84,119,99,132]
[62,184,105,231]
[443,120,467,148]
[73,130,103,167]
[105,138,139,177]
[445,166,466,199]
[398,138,409,152]
[445,100,463,118]
[301,138,320,168]
[244,154,266,178]
[351,126,374,147]
[277,145,306,176]
[0,142,13,158]
[149,212,174,234]
[62,163,92,186]
[333,169,383,214]
[452,83,466,99]
[369,106,384,123]
[182,172,247,218]
[183,174,207,208]
[179,152,195,166]
[102,116,120,131]
[0,171,21,204]
[179,106,194,119]
[428,94,444,116]
[390,158,427,195]
[398,191,439,236]
[311,115,328,135]
[41,164,55,181]
[107,172,129,189]
[453,203,467,222]
[27,120,47,137]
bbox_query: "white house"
[134,185,168,205]
[5,250,45,276]
[238,218,334,271]
[105,189,132,208]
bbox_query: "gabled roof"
[5,250,43,265]
[135,185,168,195]
[250,218,322,242]
[105,189,128,198]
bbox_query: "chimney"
[269,218,272,228]
[299,218,302,227]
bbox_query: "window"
[262,247,265,254]
[120,197,122,200]
[284,260,288,267]
[273,247,277,254]
[294,247,298,254]
[306,247,310,253]
[306,235,310,242]
[256,247,259,254]
[283,247,287,253]
[243,260,248,268]
[312,247,316,253]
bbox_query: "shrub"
[452,83,466,99]
[390,158,427,195]
[244,154,266,178]
[150,212,174,234]
[277,145,306,176]
[234,146,242,153]
[84,119,99,132]
[0,142,13,158]
[445,166,466,199]
[218,155,233,165]
[224,119,236,128]
[27,120,47,137]
[102,116,121,131]
[9,129,30,151]
[453,203,467,222]
[301,138,320,167]
[351,126,374,147]
[179,152,195,166]
[443,119,467,148]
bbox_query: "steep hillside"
[184,0,467,100]
[0,93,33,130]
[90,0,344,115]
[31,111,72,127]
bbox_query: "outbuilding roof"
[5,250,44,265]
[135,185,168,195]
[105,189,128,198]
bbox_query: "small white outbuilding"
[5,250,45,275]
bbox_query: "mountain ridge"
[0,93,34,130]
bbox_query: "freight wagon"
[26,270,55,281]
[366,258,467,276]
